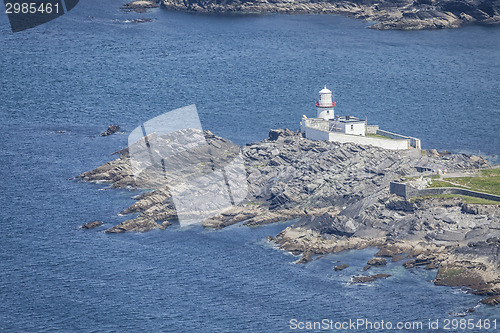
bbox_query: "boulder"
[367,257,387,266]
[100,125,120,136]
[334,264,349,271]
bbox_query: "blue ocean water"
[0,1,499,332]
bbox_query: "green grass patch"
[249,164,266,169]
[440,168,500,195]
[428,180,468,189]
[410,194,500,205]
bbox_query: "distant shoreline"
[155,0,500,30]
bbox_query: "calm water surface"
[0,1,499,332]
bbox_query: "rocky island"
[77,128,500,305]
[158,0,500,30]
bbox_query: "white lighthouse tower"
[316,86,335,120]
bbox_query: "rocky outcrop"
[160,0,500,30]
[104,216,170,233]
[481,295,500,305]
[121,1,159,13]
[79,128,488,232]
[78,127,499,302]
[273,197,500,301]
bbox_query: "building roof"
[338,116,364,123]
[319,86,331,94]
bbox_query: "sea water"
[0,1,499,331]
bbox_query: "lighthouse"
[316,86,335,120]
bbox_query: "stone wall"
[390,182,500,202]
[366,125,379,134]
[329,131,410,150]
[377,129,421,149]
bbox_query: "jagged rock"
[121,0,159,13]
[268,128,296,141]
[481,295,500,306]
[80,127,500,304]
[329,215,359,237]
[434,262,494,292]
[80,221,104,229]
[100,125,120,136]
[351,274,391,283]
[105,217,161,233]
[375,244,408,257]
[334,264,349,271]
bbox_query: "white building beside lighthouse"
[301,86,421,150]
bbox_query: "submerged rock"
[351,274,391,283]
[80,221,104,229]
[481,295,500,306]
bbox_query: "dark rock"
[487,237,500,244]
[385,198,415,212]
[296,251,313,264]
[334,264,349,271]
[362,265,372,271]
[160,0,500,30]
[105,217,161,233]
[480,295,500,306]
[80,221,104,229]
[160,221,172,229]
[100,125,121,136]
[329,215,358,237]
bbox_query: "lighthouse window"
[351,125,354,130]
